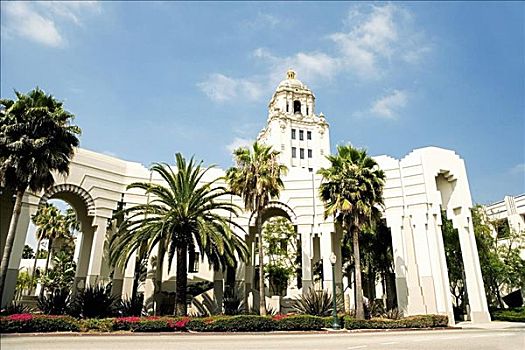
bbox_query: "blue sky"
[1,1,524,205]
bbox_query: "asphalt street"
[1,328,524,350]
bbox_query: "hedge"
[1,314,79,333]
[1,314,449,333]
[343,314,448,329]
[491,308,525,322]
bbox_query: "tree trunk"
[44,238,53,276]
[154,244,165,316]
[29,237,42,295]
[175,242,188,316]
[0,189,25,304]
[353,226,365,319]
[257,214,267,316]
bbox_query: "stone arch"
[38,184,99,295]
[249,201,298,227]
[38,184,96,217]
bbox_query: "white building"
[0,70,491,324]
[484,194,525,237]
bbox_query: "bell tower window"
[294,100,301,114]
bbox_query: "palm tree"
[0,88,80,303]
[318,145,385,320]
[31,204,71,278]
[225,142,287,316]
[110,153,247,316]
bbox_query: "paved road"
[1,328,524,350]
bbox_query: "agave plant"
[291,288,343,316]
[38,288,71,315]
[117,295,145,317]
[0,301,34,315]
[69,284,119,318]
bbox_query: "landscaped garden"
[1,314,449,333]
[1,86,523,336]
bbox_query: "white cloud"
[370,90,408,119]
[242,12,281,30]
[226,137,253,153]
[330,3,428,79]
[200,4,430,103]
[197,74,263,102]
[1,1,101,47]
[510,163,525,174]
[2,2,63,47]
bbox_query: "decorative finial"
[287,69,296,80]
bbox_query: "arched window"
[294,100,301,114]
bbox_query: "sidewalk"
[456,321,525,330]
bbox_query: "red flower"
[7,313,33,322]
[174,317,190,329]
[272,314,288,321]
[117,316,141,323]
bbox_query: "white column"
[121,250,136,299]
[86,217,108,286]
[451,209,491,323]
[299,228,313,292]
[431,212,455,325]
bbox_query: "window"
[291,129,296,139]
[308,149,312,158]
[306,107,309,115]
[308,168,313,173]
[188,251,199,273]
[307,131,312,140]
[300,148,304,159]
[299,130,304,140]
[286,103,289,112]
[292,147,297,158]
[280,239,287,251]
[294,100,301,114]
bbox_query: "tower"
[257,70,331,172]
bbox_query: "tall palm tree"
[0,88,80,303]
[30,204,54,292]
[226,142,287,316]
[318,145,385,320]
[110,153,247,316]
[31,204,71,277]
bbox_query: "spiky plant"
[291,288,343,316]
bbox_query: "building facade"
[0,71,491,323]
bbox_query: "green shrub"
[0,302,34,316]
[187,315,276,332]
[343,314,448,329]
[274,315,326,330]
[38,288,71,315]
[1,314,79,333]
[116,296,144,317]
[69,284,119,319]
[112,317,190,332]
[491,307,525,322]
[291,288,342,316]
[80,318,115,332]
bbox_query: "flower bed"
[0,314,80,333]
[1,314,449,333]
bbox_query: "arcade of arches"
[0,71,491,324]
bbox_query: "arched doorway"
[37,184,100,296]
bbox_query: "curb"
[0,327,459,337]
